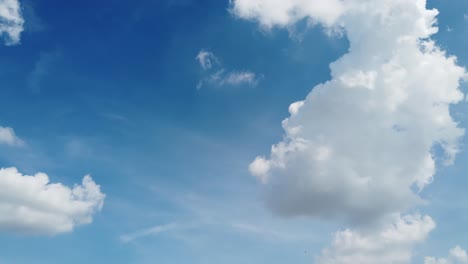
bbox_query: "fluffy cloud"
[0,167,105,235]
[230,0,344,29]
[233,0,466,262]
[318,214,435,264]
[0,0,24,45]
[425,246,468,264]
[239,0,466,224]
[0,126,24,146]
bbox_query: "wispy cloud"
[196,49,260,89]
[120,223,178,243]
[27,50,61,93]
[196,50,219,70]
[230,222,311,242]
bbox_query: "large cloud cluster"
[233,0,467,262]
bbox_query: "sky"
[0,0,468,263]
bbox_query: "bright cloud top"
[230,0,344,28]
[0,167,105,235]
[233,0,467,262]
[0,0,24,45]
[239,0,466,224]
[425,246,468,264]
[0,126,24,146]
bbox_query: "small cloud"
[99,113,129,123]
[196,50,219,70]
[0,167,105,235]
[0,0,24,45]
[0,126,24,147]
[65,138,93,158]
[198,70,260,89]
[120,223,177,243]
[222,71,258,86]
[27,50,61,93]
[196,49,261,89]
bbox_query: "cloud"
[238,0,466,224]
[0,0,24,45]
[230,222,311,242]
[0,126,24,146]
[196,49,260,89]
[230,0,344,29]
[0,167,105,235]
[318,214,435,264]
[27,50,61,93]
[203,69,259,88]
[196,50,219,70]
[425,246,468,264]
[233,0,466,262]
[120,223,177,243]
[222,71,258,86]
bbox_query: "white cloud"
[230,0,344,29]
[425,246,468,264]
[0,167,105,235]
[222,71,258,86]
[0,126,24,146]
[196,49,260,89]
[0,0,24,45]
[120,223,177,243]
[318,214,435,264]
[196,50,219,70]
[233,0,466,262]
[239,0,465,225]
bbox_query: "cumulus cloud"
[0,126,24,146]
[425,246,468,264]
[318,214,435,264]
[0,0,24,45]
[230,0,344,29]
[238,0,466,224]
[233,0,466,262]
[196,49,260,89]
[0,167,105,235]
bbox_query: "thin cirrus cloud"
[0,0,24,45]
[0,167,105,236]
[196,50,259,89]
[0,126,24,147]
[27,50,61,93]
[120,223,177,243]
[232,0,467,263]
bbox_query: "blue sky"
[0,0,468,263]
